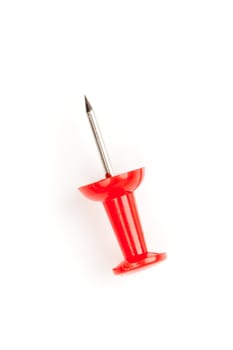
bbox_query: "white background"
[0,1,233,349]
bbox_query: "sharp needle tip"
[84,95,92,113]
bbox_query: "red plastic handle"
[79,168,166,274]
[104,192,147,261]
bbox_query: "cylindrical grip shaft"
[104,192,147,262]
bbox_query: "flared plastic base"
[113,252,167,275]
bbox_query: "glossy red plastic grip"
[79,168,166,274]
[104,192,147,261]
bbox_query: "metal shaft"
[85,96,114,176]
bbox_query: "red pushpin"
[79,96,166,274]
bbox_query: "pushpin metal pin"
[84,96,113,177]
[79,96,166,274]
